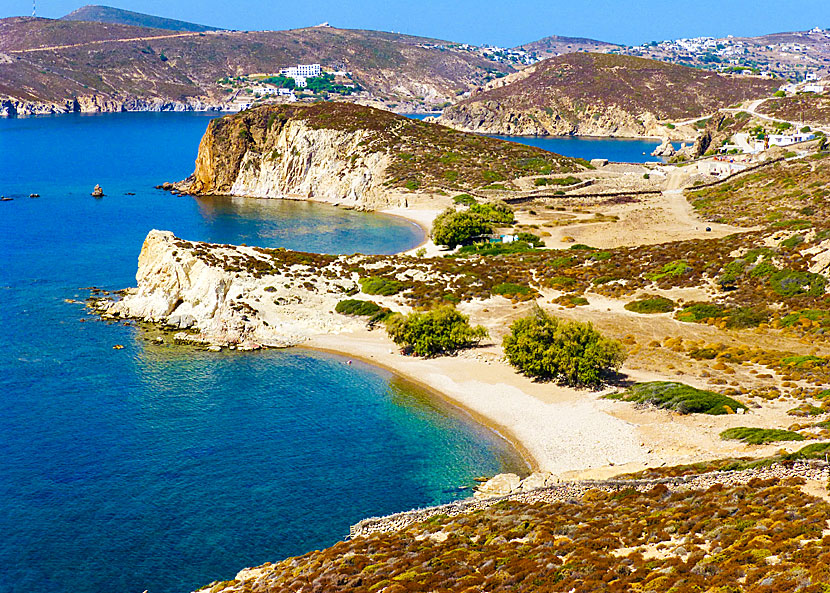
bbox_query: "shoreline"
[297,341,539,474]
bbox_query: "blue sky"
[4,0,829,46]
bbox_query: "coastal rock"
[0,94,226,118]
[174,105,400,210]
[520,471,554,492]
[102,230,377,348]
[474,473,522,499]
[651,139,676,157]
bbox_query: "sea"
[401,113,662,163]
[1,111,661,593]
[0,112,525,593]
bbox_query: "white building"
[768,132,815,147]
[806,72,818,81]
[280,64,321,78]
[804,84,825,93]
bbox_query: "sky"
[2,0,829,47]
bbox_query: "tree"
[502,306,626,388]
[385,306,488,357]
[431,208,493,248]
[469,200,515,224]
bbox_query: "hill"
[437,53,780,137]
[173,102,586,209]
[59,5,219,32]
[0,17,513,115]
[514,34,623,58]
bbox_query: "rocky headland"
[166,102,587,209]
[437,53,779,139]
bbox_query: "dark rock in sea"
[91,184,105,197]
[29,193,40,198]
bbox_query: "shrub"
[624,296,676,314]
[769,270,826,298]
[720,427,805,445]
[774,90,786,97]
[431,208,494,247]
[516,232,544,247]
[385,306,487,357]
[453,194,477,206]
[647,260,690,281]
[359,276,405,296]
[492,282,533,298]
[606,382,747,415]
[335,299,381,316]
[725,307,770,329]
[676,303,726,323]
[503,306,626,388]
[469,200,515,224]
[455,240,539,257]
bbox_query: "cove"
[0,112,526,593]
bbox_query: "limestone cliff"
[0,95,222,117]
[101,230,376,348]
[172,102,586,207]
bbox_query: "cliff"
[172,102,586,207]
[438,53,779,138]
[101,230,375,348]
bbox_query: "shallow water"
[487,134,663,164]
[0,113,526,593]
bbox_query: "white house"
[804,84,825,93]
[768,132,815,147]
[806,72,818,81]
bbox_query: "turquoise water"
[0,113,526,593]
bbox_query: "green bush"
[492,283,533,297]
[676,303,726,323]
[720,427,805,445]
[385,306,487,357]
[468,200,515,224]
[606,382,747,415]
[431,208,494,247]
[534,176,580,187]
[774,90,786,97]
[502,306,626,388]
[453,194,477,206]
[769,270,826,298]
[359,276,405,296]
[335,299,381,316]
[454,240,539,257]
[624,296,676,314]
[516,232,544,247]
[647,260,691,281]
[725,307,770,329]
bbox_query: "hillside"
[173,102,586,208]
[757,95,830,126]
[0,17,513,115]
[194,462,830,593]
[514,34,623,58]
[437,53,780,137]
[59,5,219,32]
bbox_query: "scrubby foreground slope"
[438,53,779,137]
[197,463,830,593]
[172,102,586,208]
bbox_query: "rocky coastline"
[0,95,229,117]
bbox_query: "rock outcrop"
[171,102,585,209]
[100,230,375,348]
[651,139,676,157]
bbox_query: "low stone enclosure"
[349,461,829,538]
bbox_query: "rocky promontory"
[438,53,778,138]
[169,102,587,209]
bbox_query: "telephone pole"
[32,0,36,17]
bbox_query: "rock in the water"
[91,184,105,197]
[652,139,676,157]
[474,473,522,499]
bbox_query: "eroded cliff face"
[178,109,400,210]
[0,94,222,117]
[102,230,374,348]
[437,99,681,139]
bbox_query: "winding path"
[7,31,210,54]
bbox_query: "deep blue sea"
[0,112,527,593]
[487,134,662,164]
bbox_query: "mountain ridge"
[59,4,220,32]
